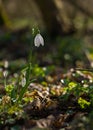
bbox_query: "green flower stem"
[4,77,7,88]
[17,27,41,102]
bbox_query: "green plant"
[78,97,90,109]
[0,27,44,125]
[18,28,44,102]
[60,75,92,109]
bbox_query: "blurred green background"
[1,0,93,68]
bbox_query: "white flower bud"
[34,33,44,47]
[4,60,9,68]
[21,77,26,87]
[3,70,8,78]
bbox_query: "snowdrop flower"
[21,77,26,87]
[34,33,44,47]
[3,70,8,78]
[4,60,9,68]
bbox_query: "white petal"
[34,34,40,47]
[38,34,44,46]
[34,34,44,47]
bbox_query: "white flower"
[34,33,44,47]
[4,60,9,68]
[21,77,26,87]
[3,70,8,78]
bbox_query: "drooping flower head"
[34,33,44,47]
